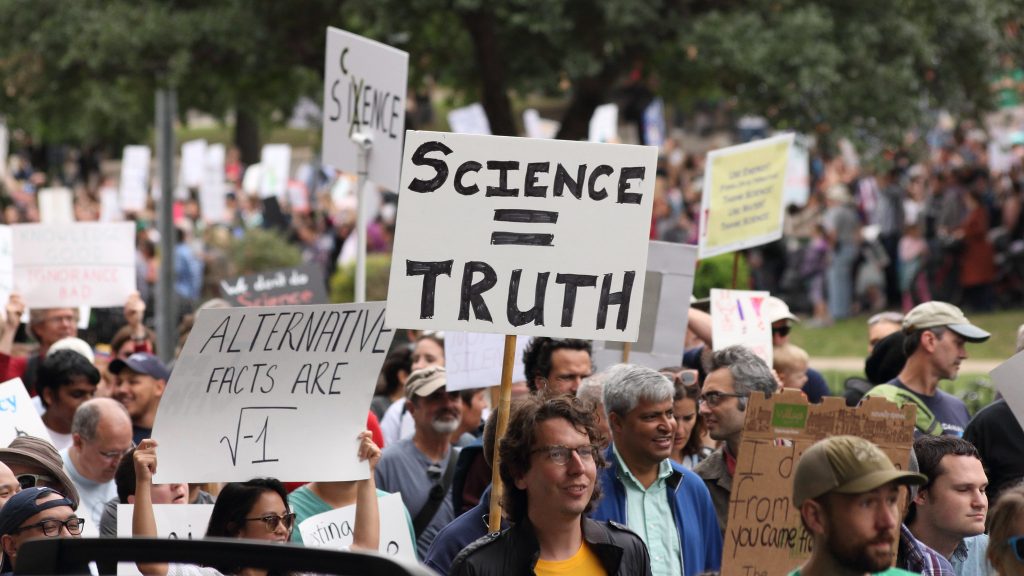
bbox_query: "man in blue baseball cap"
[110,353,170,445]
[0,487,82,574]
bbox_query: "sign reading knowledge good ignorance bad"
[387,131,657,342]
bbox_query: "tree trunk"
[460,9,516,136]
[556,66,623,141]
[235,106,261,165]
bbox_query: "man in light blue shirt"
[591,364,722,576]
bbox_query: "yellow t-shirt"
[534,542,608,576]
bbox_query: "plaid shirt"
[899,524,956,576]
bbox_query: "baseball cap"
[792,435,926,508]
[0,487,76,537]
[109,352,170,381]
[902,301,990,342]
[764,296,799,324]
[0,436,79,509]
[405,366,448,399]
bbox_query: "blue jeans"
[828,244,857,319]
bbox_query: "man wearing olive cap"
[790,435,927,576]
[863,301,990,437]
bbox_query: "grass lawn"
[818,370,996,416]
[790,309,1024,360]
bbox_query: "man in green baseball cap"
[789,435,927,576]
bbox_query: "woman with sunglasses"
[665,369,713,470]
[132,436,380,576]
[987,484,1024,575]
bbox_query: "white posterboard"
[589,104,618,143]
[711,288,773,367]
[38,187,74,224]
[259,144,291,199]
[991,350,1024,432]
[180,139,208,189]
[299,492,415,562]
[594,242,697,369]
[200,144,228,223]
[151,302,395,483]
[642,98,666,147]
[99,186,123,222]
[0,226,12,309]
[12,222,136,308]
[322,27,409,193]
[445,332,528,391]
[386,131,657,341]
[783,134,810,208]
[699,134,794,259]
[448,103,492,136]
[0,122,7,179]
[523,109,559,139]
[0,378,51,446]
[119,145,151,212]
[116,504,215,575]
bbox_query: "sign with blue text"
[0,378,49,447]
[322,27,408,193]
[387,131,657,341]
[151,302,395,483]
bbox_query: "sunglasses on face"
[244,512,296,533]
[697,391,748,407]
[772,326,791,337]
[17,473,55,490]
[1009,536,1024,563]
[13,516,85,537]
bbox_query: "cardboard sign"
[698,134,794,259]
[119,145,151,212]
[711,288,773,367]
[12,222,136,308]
[180,139,208,189]
[116,504,215,575]
[588,104,618,143]
[991,350,1024,432]
[200,143,229,223]
[151,302,394,483]
[444,332,528,392]
[299,492,415,562]
[259,144,291,199]
[523,109,559,139]
[0,378,51,446]
[448,103,492,135]
[219,263,329,308]
[593,242,697,369]
[386,131,657,341]
[38,187,74,224]
[720,391,915,576]
[322,27,409,193]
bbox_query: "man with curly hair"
[521,337,593,396]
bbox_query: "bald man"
[60,398,132,526]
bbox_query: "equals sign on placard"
[490,209,559,247]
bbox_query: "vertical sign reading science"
[386,131,657,342]
[322,27,408,193]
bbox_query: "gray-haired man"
[693,345,779,533]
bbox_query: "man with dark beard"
[790,436,927,576]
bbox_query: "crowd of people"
[0,282,1021,575]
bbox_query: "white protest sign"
[991,350,1024,432]
[386,131,657,341]
[200,144,229,223]
[642,98,666,147]
[594,242,697,369]
[699,134,794,259]
[445,332,528,392]
[151,302,394,483]
[299,492,415,562]
[0,378,51,446]
[323,27,409,193]
[116,504,215,576]
[120,145,151,212]
[38,187,74,224]
[180,139,208,189]
[0,122,7,179]
[12,222,136,308]
[99,186,123,222]
[0,226,12,309]
[259,144,291,199]
[711,288,773,367]
[783,134,811,208]
[448,103,492,135]
[589,103,618,143]
[523,109,559,139]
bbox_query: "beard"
[432,415,461,434]
[824,517,896,573]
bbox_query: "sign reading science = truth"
[387,131,658,341]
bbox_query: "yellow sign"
[699,134,793,259]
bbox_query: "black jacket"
[449,517,651,576]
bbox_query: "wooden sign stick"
[488,334,518,532]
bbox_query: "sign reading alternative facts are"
[12,222,136,308]
[151,302,395,483]
[322,27,408,193]
[387,131,657,342]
